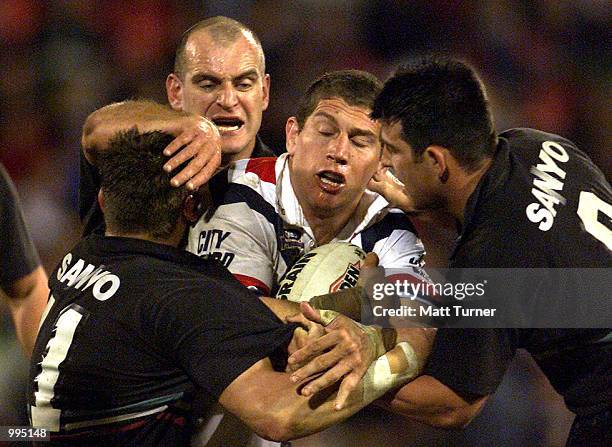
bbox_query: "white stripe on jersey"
[63,405,169,431]
[32,308,83,431]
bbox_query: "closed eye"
[198,82,217,92]
[236,80,254,91]
[352,137,372,148]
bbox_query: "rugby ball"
[276,242,367,301]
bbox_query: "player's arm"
[164,281,422,441]
[81,100,220,189]
[373,217,426,269]
[368,167,415,212]
[0,266,49,357]
[218,338,426,441]
[382,327,516,429]
[286,304,435,408]
[280,248,438,405]
[281,310,486,430]
[377,375,488,429]
[369,167,457,228]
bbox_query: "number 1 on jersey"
[577,191,612,250]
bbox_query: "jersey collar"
[275,154,391,242]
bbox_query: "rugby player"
[292,57,612,446]
[186,68,430,447]
[28,129,431,445]
[80,16,272,235]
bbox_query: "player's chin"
[312,196,348,213]
[220,139,249,155]
[220,131,252,152]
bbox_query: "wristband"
[318,309,340,326]
[309,285,365,322]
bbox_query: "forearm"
[277,344,420,439]
[81,100,189,163]
[259,296,301,321]
[395,327,435,369]
[220,358,354,441]
[377,375,488,429]
[222,341,420,441]
[0,266,49,357]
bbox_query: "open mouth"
[212,118,244,133]
[317,171,345,189]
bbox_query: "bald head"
[174,16,265,79]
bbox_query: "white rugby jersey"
[187,154,425,295]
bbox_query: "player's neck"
[221,140,256,166]
[105,224,185,248]
[303,196,365,245]
[447,157,493,225]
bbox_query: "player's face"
[287,98,381,217]
[167,31,270,161]
[380,120,441,211]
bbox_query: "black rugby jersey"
[28,235,294,446]
[425,128,611,414]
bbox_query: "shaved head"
[174,16,265,79]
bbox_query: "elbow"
[251,413,297,442]
[82,112,99,162]
[386,388,486,430]
[429,407,478,430]
[388,401,479,431]
[244,398,301,442]
[82,110,99,142]
[386,376,488,431]
[422,399,487,430]
[82,108,113,163]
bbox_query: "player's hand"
[286,312,326,358]
[359,252,384,289]
[368,167,415,213]
[287,303,379,409]
[162,116,222,190]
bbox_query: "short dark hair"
[174,16,265,79]
[98,129,190,239]
[295,70,383,130]
[371,57,497,171]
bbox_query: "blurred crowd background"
[0,1,609,445]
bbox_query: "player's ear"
[425,145,450,183]
[261,73,270,111]
[166,73,184,111]
[97,189,106,212]
[285,116,300,155]
[183,187,210,224]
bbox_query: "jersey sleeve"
[366,211,426,268]
[149,279,296,399]
[0,164,40,288]
[187,201,276,295]
[374,228,425,269]
[424,328,519,397]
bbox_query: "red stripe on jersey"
[156,411,186,427]
[233,273,271,295]
[245,157,277,185]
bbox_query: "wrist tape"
[362,341,420,403]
